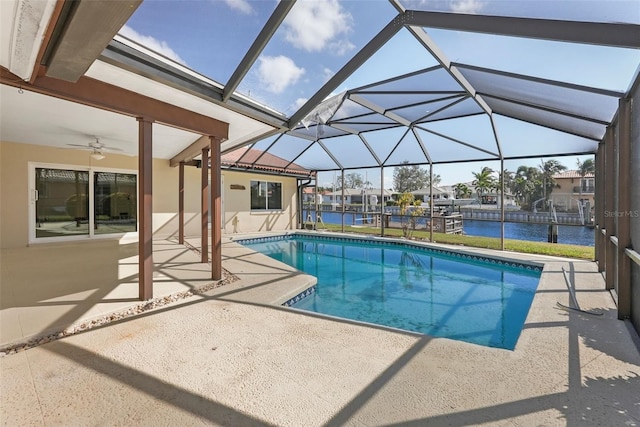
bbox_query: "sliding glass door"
[31,164,137,242]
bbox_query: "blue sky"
[121,0,637,188]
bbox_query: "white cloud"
[257,55,305,94]
[450,0,485,14]
[283,0,354,53]
[322,67,334,82]
[223,0,253,14]
[119,25,186,65]
[293,98,308,111]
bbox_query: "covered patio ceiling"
[1,0,639,173]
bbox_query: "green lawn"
[320,224,595,260]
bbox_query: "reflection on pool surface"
[240,235,542,350]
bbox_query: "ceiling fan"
[66,137,123,160]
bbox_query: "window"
[250,180,282,210]
[31,164,137,242]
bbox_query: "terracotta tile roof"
[221,147,313,177]
[553,170,595,179]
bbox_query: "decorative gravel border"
[1,241,239,357]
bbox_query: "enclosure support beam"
[201,147,209,264]
[341,170,345,233]
[178,161,185,244]
[381,167,385,237]
[604,127,616,291]
[500,158,505,251]
[137,117,153,301]
[617,98,631,319]
[595,143,605,272]
[429,163,434,242]
[210,136,222,281]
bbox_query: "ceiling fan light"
[91,150,105,160]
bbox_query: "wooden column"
[201,147,209,264]
[617,98,631,318]
[604,127,616,291]
[595,143,605,271]
[210,136,222,281]
[178,161,185,244]
[137,117,153,301]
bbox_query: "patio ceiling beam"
[100,41,288,128]
[223,0,296,102]
[288,16,402,129]
[170,136,211,167]
[1,67,229,140]
[405,11,640,49]
[42,0,142,82]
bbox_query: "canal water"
[307,211,595,247]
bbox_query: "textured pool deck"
[1,232,639,426]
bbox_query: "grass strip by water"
[320,224,595,260]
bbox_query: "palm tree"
[513,166,541,210]
[538,159,567,201]
[454,183,471,199]
[472,166,495,206]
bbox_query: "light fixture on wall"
[90,148,105,161]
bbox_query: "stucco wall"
[0,141,202,248]
[221,170,298,234]
[0,141,301,248]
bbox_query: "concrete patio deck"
[1,232,639,426]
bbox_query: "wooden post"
[617,98,631,318]
[210,136,222,281]
[595,143,605,271]
[137,117,153,301]
[604,127,616,291]
[201,146,209,264]
[178,161,184,244]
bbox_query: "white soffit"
[0,83,200,159]
[1,0,56,81]
[85,60,277,148]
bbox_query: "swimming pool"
[239,234,542,350]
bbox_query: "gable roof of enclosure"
[99,0,640,173]
[204,0,640,172]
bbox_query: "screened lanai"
[115,0,639,325]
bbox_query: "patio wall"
[0,141,300,249]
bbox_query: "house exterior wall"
[550,177,595,212]
[221,170,298,234]
[0,141,300,248]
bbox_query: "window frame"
[28,162,138,244]
[250,179,283,211]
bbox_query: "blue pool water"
[240,235,541,350]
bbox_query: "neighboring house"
[322,188,394,205]
[412,186,451,202]
[550,170,595,212]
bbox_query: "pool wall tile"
[235,233,544,273]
